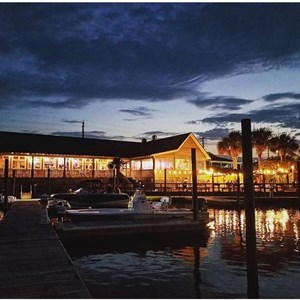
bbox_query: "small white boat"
[63,189,208,222]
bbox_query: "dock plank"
[0,200,90,299]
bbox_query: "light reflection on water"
[70,208,300,299]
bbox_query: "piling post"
[236,165,240,205]
[164,169,167,195]
[241,118,259,298]
[4,159,9,212]
[12,170,16,196]
[297,160,300,201]
[47,168,51,196]
[191,148,199,221]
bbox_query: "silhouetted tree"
[217,131,242,169]
[108,157,123,190]
[269,133,299,162]
[252,128,273,169]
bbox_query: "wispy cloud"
[188,95,252,110]
[119,106,156,117]
[61,119,83,124]
[263,92,300,102]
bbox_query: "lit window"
[175,159,189,170]
[131,160,141,170]
[141,159,153,170]
[155,159,173,170]
[72,158,83,170]
[58,158,65,169]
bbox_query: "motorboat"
[47,198,72,218]
[50,188,130,209]
[61,189,209,223]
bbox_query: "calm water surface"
[68,208,300,298]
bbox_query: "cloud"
[119,106,155,117]
[188,95,252,110]
[263,92,300,102]
[61,119,83,124]
[201,102,300,129]
[51,130,126,140]
[194,128,231,141]
[2,3,300,109]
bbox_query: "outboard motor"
[47,199,72,218]
[129,190,153,213]
[152,196,172,211]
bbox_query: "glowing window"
[72,158,83,170]
[44,157,56,169]
[131,160,141,170]
[175,159,190,170]
[155,159,173,170]
[141,159,153,170]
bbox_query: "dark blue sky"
[0,3,299,151]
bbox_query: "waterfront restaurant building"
[0,131,211,195]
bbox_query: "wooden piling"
[297,160,300,201]
[12,170,16,196]
[4,159,9,212]
[164,168,167,195]
[191,148,199,221]
[236,165,240,205]
[47,168,51,195]
[241,118,259,298]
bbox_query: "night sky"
[1,3,300,152]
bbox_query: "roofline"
[184,133,211,160]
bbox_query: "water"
[68,208,300,298]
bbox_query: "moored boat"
[50,190,130,208]
[61,189,209,223]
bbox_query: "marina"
[1,194,300,298]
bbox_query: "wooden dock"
[0,200,91,299]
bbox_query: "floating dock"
[0,200,91,299]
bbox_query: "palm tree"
[269,133,299,162]
[217,130,242,169]
[252,128,273,169]
[108,157,126,191]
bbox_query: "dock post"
[12,170,16,196]
[4,159,9,212]
[241,118,259,298]
[47,168,51,196]
[164,168,167,195]
[191,148,199,221]
[236,165,240,205]
[297,160,300,201]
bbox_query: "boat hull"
[51,193,130,208]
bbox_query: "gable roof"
[137,133,191,156]
[0,131,206,159]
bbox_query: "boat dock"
[0,200,91,299]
